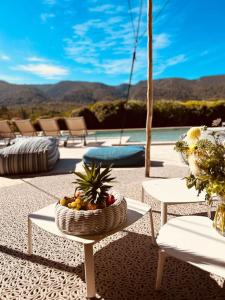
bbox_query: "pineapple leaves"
[73,163,115,204]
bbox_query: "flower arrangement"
[175,126,225,234]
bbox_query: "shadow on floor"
[51,158,82,174]
[64,141,105,148]
[0,230,224,299]
[2,158,82,180]
[151,160,164,167]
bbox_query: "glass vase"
[213,196,225,236]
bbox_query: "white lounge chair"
[0,120,16,145]
[38,118,61,137]
[65,117,96,146]
[14,119,37,136]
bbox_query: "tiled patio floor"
[0,144,224,299]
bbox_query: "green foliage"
[1,99,225,130]
[90,100,125,128]
[175,129,225,200]
[71,106,99,128]
[153,100,225,127]
[73,163,115,205]
[174,140,189,154]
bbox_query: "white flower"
[188,154,201,176]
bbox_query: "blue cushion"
[83,146,145,167]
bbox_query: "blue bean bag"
[83,146,145,167]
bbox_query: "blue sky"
[0,0,225,85]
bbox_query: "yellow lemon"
[60,198,66,206]
[76,203,81,210]
[75,198,81,204]
[71,202,77,208]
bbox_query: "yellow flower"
[187,127,201,140]
[188,144,197,153]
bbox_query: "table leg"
[84,244,96,299]
[207,205,212,219]
[83,136,87,146]
[149,209,156,246]
[155,249,167,290]
[141,186,144,202]
[28,217,33,256]
[161,203,167,226]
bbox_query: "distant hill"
[1,75,225,106]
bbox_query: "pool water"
[95,127,189,143]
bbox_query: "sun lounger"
[38,118,61,137]
[14,119,37,136]
[65,117,96,146]
[0,120,16,145]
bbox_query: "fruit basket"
[55,163,127,236]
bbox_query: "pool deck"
[0,138,184,188]
[1,138,225,299]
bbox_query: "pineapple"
[73,163,115,209]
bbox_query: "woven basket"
[55,191,127,236]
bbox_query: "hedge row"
[69,100,225,129]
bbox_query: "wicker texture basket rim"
[56,195,123,213]
[55,190,127,236]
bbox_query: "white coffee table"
[155,216,225,289]
[28,198,154,299]
[142,178,206,226]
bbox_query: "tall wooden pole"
[145,0,153,177]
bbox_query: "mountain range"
[1,74,225,106]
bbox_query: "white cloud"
[107,17,124,25]
[154,54,187,76]
[167,54,187,66]
[128,6,141,14]
[64,38,99,65]
[65,16,146,77]
[13,63,69,79]
[43,0,56,5]
[154,33,171,49]
[40,13,55,23]
[27,56,48,62]
[101,58,132,75]
[89,4,124,14]
[0,54,10,61]
[73,19,104,36]
[89,4,114,12]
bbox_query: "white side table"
[155,216,225,289]
[28,198,154,299]
[142,178,206,226]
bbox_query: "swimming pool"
[95,127,189,143]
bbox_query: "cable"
[154,0,171,21]
[127,0,136,39]
[139,0,171,41]
[119,0,143,144]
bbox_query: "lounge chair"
[14,119,37,136]
[38,118,61,137]
[65,117,95,146]
[0,120,16,145]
